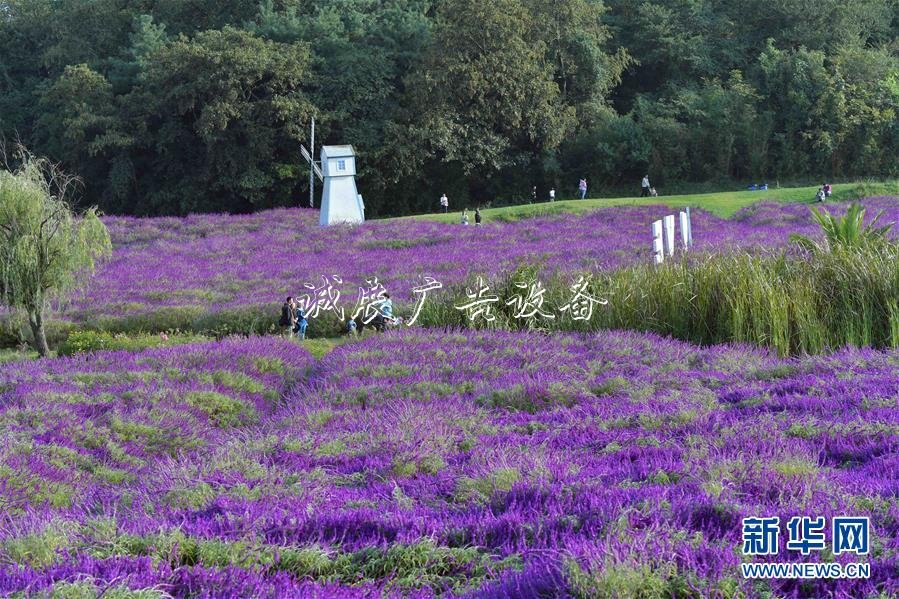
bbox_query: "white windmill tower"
[300,119,365,226]
[319,145,365,225]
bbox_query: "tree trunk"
[28,310,51,357]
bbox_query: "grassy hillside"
[403,180,899,222]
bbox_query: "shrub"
[834,181,899,203]
[790,203,893,252]
[191,305,280,337]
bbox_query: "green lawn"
[401,180,898,223]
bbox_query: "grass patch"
[568,559,692,599]
[1,524,72,568]
[455,468,521,504]
[183,391,256,427]
[291,337,353,360]
[200,370,267,394]
[67,527,520,593]
[0,347,40,363]
[771,457,819,479]
[315,439,349,457]
[477,383,580,413]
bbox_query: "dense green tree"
[125,27,314,214]
[631,71,763,182]
[151,0,259,35]
[405,0,567,194]
[403,0,627,204]
[250,0,433,216]
[34,64,130,207]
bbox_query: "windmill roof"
[321,145,355,157]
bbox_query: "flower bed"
[1,331,896,597]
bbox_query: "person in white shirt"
[549,188,555,202]
[439,194,449,213]
[641,175,650,197]
[461,208,469,225]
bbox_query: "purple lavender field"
[2,331,896,597]
[64,198,899,324]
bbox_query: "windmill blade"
[300,145,324,181]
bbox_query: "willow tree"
[0,153,111,356]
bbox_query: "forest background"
[1,0,897,217]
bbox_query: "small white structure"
[652,209,693,264]
[319,145,365,226]
[679,208,693,249]
[652,220,664,264]
[663,214,676,257]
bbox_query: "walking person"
[440,193,449,213]
[641,175,651,197]
[461,208,469,225]
[578,178,588,200]
[475,208,482,226]
[279,297,296,338]
[549,187,555,202]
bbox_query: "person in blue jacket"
[294,306,308,340]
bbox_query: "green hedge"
[3,304,349,352]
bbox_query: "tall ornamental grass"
[419,242,899,356]
[592,244,899,355]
